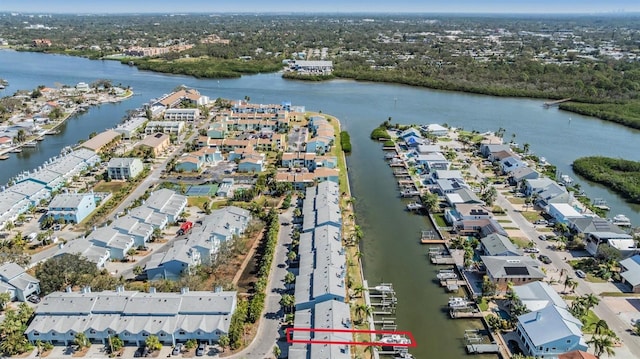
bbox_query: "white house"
[0,263,40,302]
[47,193,97,224]
[107,158,144,180]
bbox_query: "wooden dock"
[543,98,572,107]
[450,310,483,319]
[466,344,501,354]
[430,255,455,265]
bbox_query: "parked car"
[538,255,552,264]
[27,295,40,304]
[524,247,540,253]
[134,346,149,357]
[196,343,206,357]
[172,344,183,356]
[538,234,547,241]
[575,270,587,278]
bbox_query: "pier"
[466,344,501,354]
[543,98,572,107]
[421,230,445,244]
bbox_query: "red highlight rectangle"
[285,327,417,347]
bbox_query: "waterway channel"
[1,50,640,358]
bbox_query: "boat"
[395,353,414,359]
[406,202,423,211]
[373,285,393,293]
[0,155,9,160]
[35,137,44,141]
[46,129,60,135]
[10,148,22,153]
[592,198,610,211]
[611,214,632,227]
[560,174,573,185]
[23,141,37,148]
[448,297,471,308]
[437,272,458,280]
[379,334,411,346]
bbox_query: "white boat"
[437,272,458,280]
[374,285,393,293]
[379,334,410,346]
[23,141,37,148]
[611,214,631,227]
[448,297,471,308]
[560,174,573,185]
[406,202,423,210]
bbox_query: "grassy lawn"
[520,211,543,222]
[497,219,512,223]
[585,273,607,283]
[580,310,601,334]
[478,297,489,311]
[434,213,447,227]
[187,196,211,211]
[93,181,128,193]
[323,112,350,196]
[600,292,640,297]
[507,197,525,204]
[511,237,531,248]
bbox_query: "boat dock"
[450,309,483,319]
[420,230,445,244]
[466,344,501,354]
[543,98,572,107]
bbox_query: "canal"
[1,50,640,358]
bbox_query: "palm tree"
[352,285,367,298]
[218,335,230,352]
[582,293,600,312]
[74,332,90,349]
[593,319,611,336]
[280,294,295,313]
[563,277,577,293]
[588,334,616,358]
[523,143,530,155]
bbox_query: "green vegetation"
[370,126,390,140]
[35,253,123,295]
[0,303,34,355]
[560,101,640,130]
[340,131,352,153]
[572,156,640,203]
[124,57,283,78]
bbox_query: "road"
[226,207,294,359]
[455,140,640,357]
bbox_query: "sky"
[2,0,640,14]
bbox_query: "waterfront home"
[414,152,450,171]
[55,241,110,268]
[25,287,236,347]
[87,227,135,260]
[114,116,147,139]
[154,88,209,108]
[422,123,449,136]
[107,157,144,180]
[289,300,351,359]
[313,167,339,184]
[145,120,185,135]
[515,305,588,358]
[434,178,469,195]
[398,127,422,141]
[26,169,66,191]
[136,133,171,157]
[480,143,510,158]
[0,191,31,230]
[145,241,201,280]
[445,203,492,226]
[523,177,559,197]
[80,129,121,153]
[509,167,540,185]
[481,256,545,292]
[111,215,153,247]
[0,263,40,302]
[430,169,463,183]
[306,136,333,154]
[547,203,585,225]
[8,180,50,206]
[570,217,636,257]
[288,60,333,75]
[500,156,527,174]
[619,255,640,293]
[445,187,484,206]
[513,281,567,312]
[163,108,200,122]
[47,193,97,223]
[489,150,514,163]
[415,144,442,154]
[143,188,187,223]
[480,233,521,256]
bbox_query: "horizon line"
[2,11,640,16]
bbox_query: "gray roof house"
[0,263,40,302]
[111,215,154,247]
[290,300,351,359]
[88,227,135,260]
[480,234,521,256]
[620,255,640,293]
[480,143,510,158]
[481,256,545,293]
[510,167,539,184]
[445,188,484,206]
[516,305,587,358]
[513,281,567,312]
[144,189,187,223]
[145,240,202,281]
[129,206,169,229]
[570,217,636,257]
[55,240,110,268]
[25,287,237,347]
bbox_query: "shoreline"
[0,89,133,157]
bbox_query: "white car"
[524,247,540,253]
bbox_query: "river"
[1,50,639,358]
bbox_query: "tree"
[352,285,367,298]
[35,253,99,294]
[280,294,295,314]
[217,335,230,352]
[287,250,297,264]
[284,271,296,290]
[74,332,90,349]
[588,334,616,358]
[145,335,162,351]
[420,190,440,213]
[273,345,281,359]
[185,339,197,350]
[563,277,577,293]
[108,336,123,353]
[15,129,27,143]
[133,265,143,276]
[0,292,10,310]
[481,276,497,297]
[0,304,34,355]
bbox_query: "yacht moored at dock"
[611,214,631,227]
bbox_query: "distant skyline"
[3,0,640,14]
